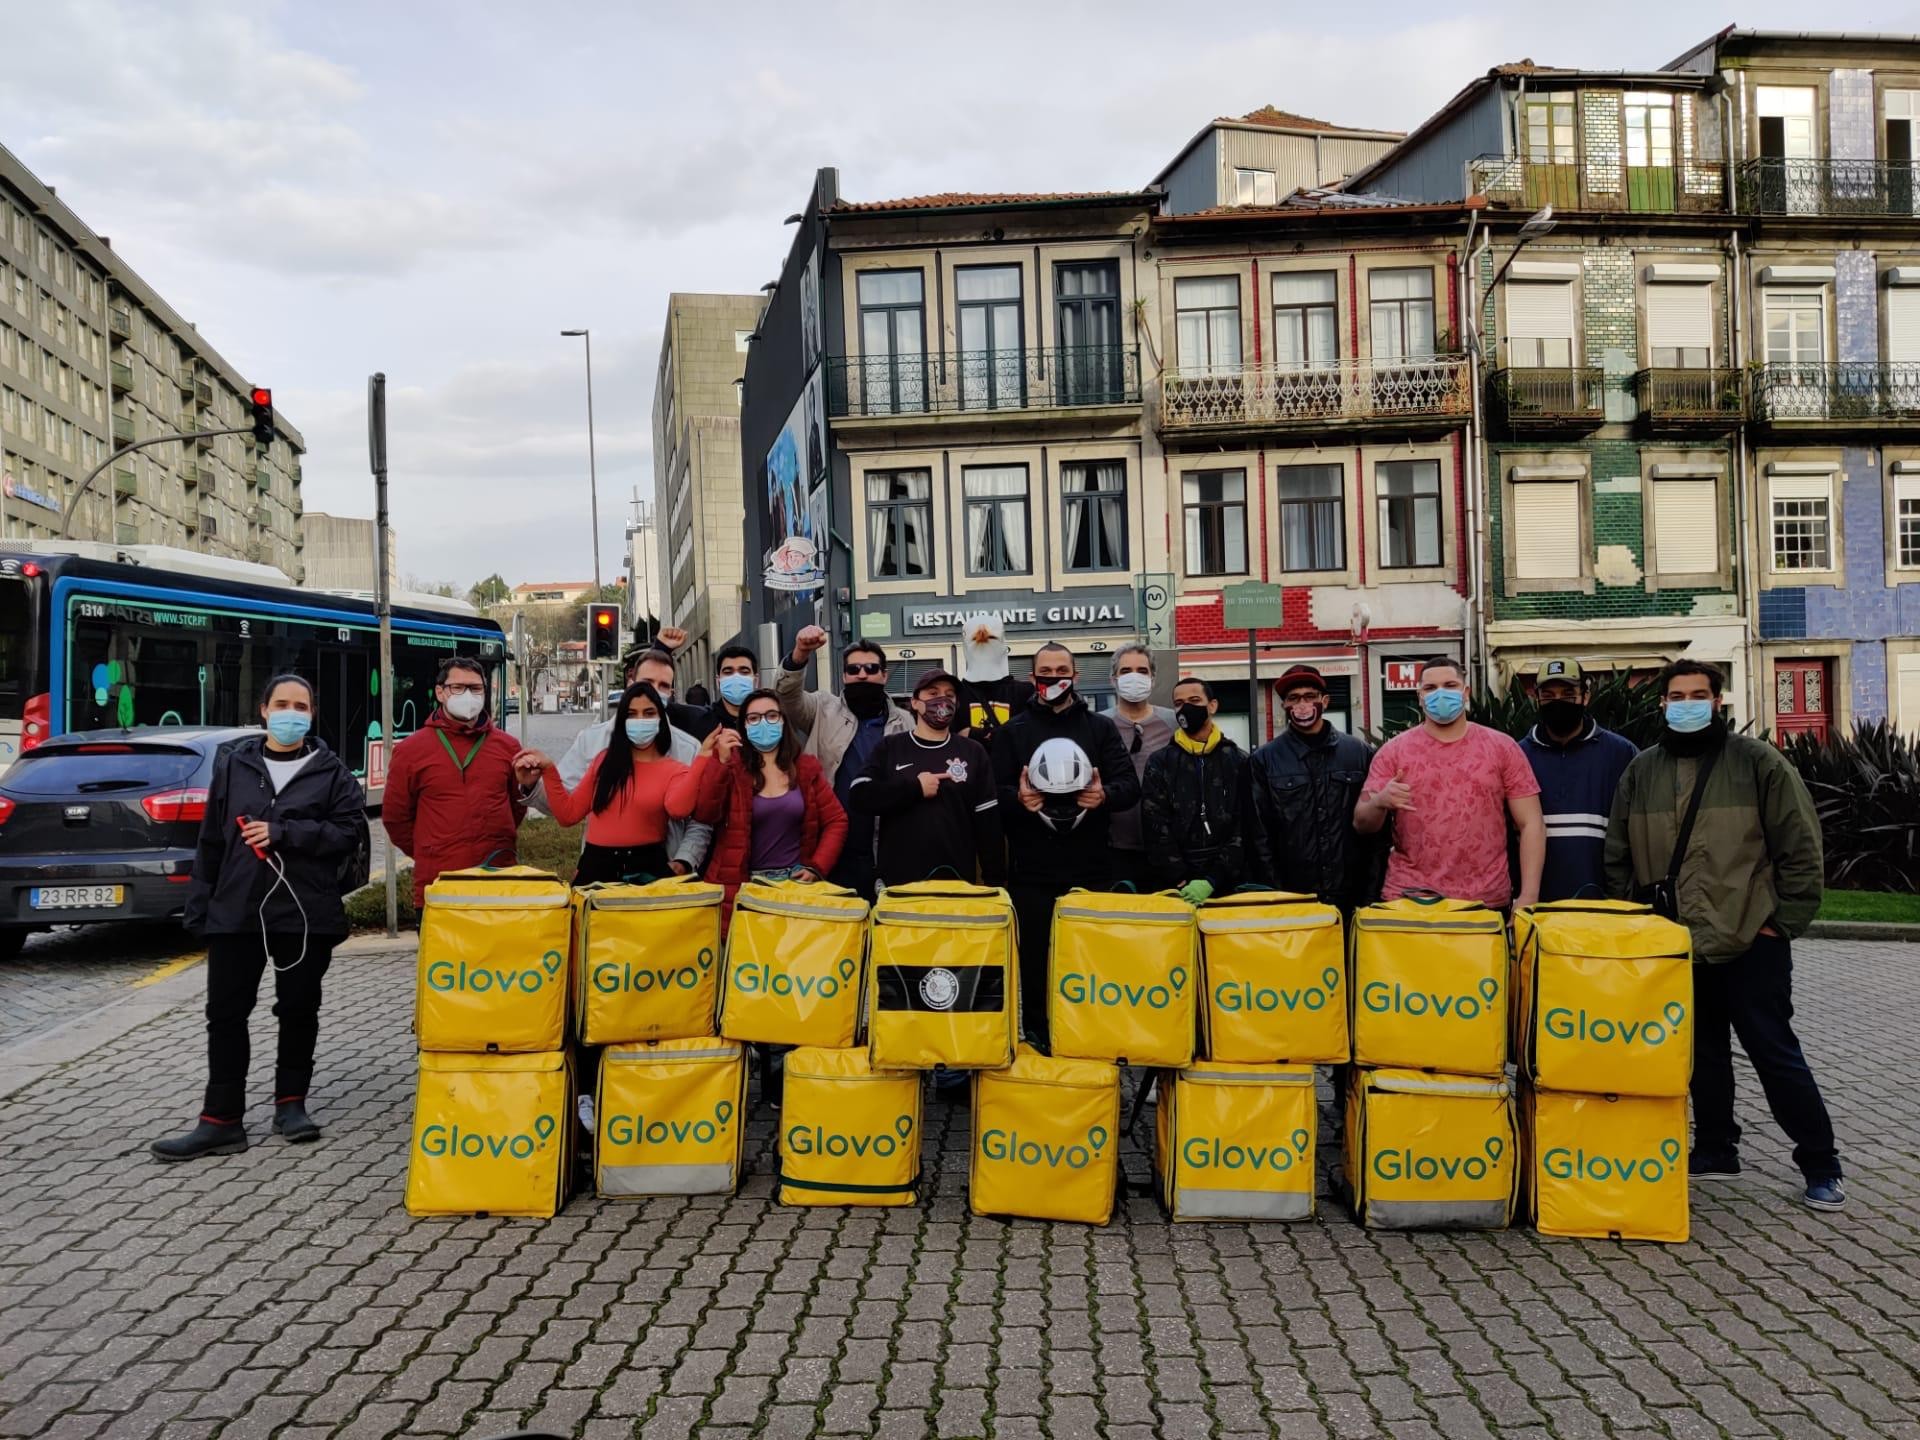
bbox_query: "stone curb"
[1805,919,1920,943]
[0,958,209,1101]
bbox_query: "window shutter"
[1771,473,1832,503]
[1506,281,1575,341]
[1511,478,1581,578]
[1647,282,1713,357]
[1897,654,1920,739]
[1653,479,1718,574]
[1887,285,1920,365]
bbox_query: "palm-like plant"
[1779,722,1920,893]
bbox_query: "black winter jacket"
[185,736,370,938]
[1140,735,1247,893]
[989,693,1140,885]
[1246,725,1383,910]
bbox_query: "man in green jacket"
[1604,659,1842,1211]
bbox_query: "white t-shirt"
[263,749,317,794]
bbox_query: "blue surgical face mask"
[718,673,755,707]
[1421,689,1466,724]
[1665,699,1716,734]
[745,718,784,752]
[625,717,660,748]
[266,711,311,746]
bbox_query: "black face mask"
[1176,703,1210,735]
[1539,699,1585,736]
[843,682,889,718]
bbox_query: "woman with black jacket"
[152,674,370,1162]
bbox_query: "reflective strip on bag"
[604,1046,741,1065]
[428,893,571,909]
[1356,918,1502,934]
[738,896,866,922]
[1178,1070,1315,1088]
[873,911,1007,929]
[599,1162,735,1196]
[1366,1198,1510,1229]
[1198,915,1338,934]
[587,894,723,912]
[1179,1187,1313,1221]
[1369,1074,1511,1099]
[1056,906,1189,924]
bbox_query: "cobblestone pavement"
[0,924,203,1047]
[1,939,1915,1440]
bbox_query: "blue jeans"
[1691,933,1841,1183]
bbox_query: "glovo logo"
[1059,967,1188,1011]
[734,955,858,1000]
[1544,1001,1687,1047]
[981,1122,1110,1171]
[1372,1133,1505,1183]
[606,1098,733,1149]
[426,949,565,994]
[1543,1137,1682,1185]
[786,1113,914,1159]
[1216,966,1340,1015]
[595,946,716,995]
[420,1114,557,1160]
[1361,975,1500,1021]
[1182,1127,1311,1174]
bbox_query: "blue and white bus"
[0,542,506,801]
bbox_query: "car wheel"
[0,930,28,962]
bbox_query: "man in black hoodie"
[988,642,1138,1048]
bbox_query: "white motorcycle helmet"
[1028,737,1093,830]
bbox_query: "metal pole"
[369,374,397,939]
[1247,627,1260,747]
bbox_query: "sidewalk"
[0,938,1916,1439]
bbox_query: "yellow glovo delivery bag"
[971,1045,1122,1225]
[1512,901,1693,1098]
[1155,1061,1317,1221]
[867,882,1018,1070]
[777,1046,922,1206]
[1049,889,1196,1068]
[719,879,869,1048]
[1524,1087,1690,1244]
[417,866,573,1053]
[1344,1068,1517,1231]
[595,1038,748,1199]
[1196,891,1348,1063]
[572,878,725,1045]
[1349,895,1508,1075]
[405,1050,572,1218]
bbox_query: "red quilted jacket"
[686,751,847,929]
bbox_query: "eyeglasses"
[1281,691,1324,705]
[844,662,883,676]
[440,683,485,695]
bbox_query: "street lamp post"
[561,328,604,712]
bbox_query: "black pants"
[1692,933,1841,1183]
[575,841,672,887]
[204,932,336,1121]
[1009,884,1067,1051]
[1109,849,1154,895]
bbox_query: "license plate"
[31,885,125,910]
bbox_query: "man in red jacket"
[384,656,534,907]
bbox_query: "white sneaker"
[576,1094,595,1132]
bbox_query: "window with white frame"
[1508,466,1584,579]
[1271,272,1338,370]
[1175,277,1241,375]
[1061,460,1128,573]
[1769,469,1835,572]
[1377,459,1442,569]
[1765,289,1826,366]
[963,465,1031,576]
[866,469,934,580]
[1233,168,1277,206]
[1646,279,1713,368]
[1506,280,1575,367]
[1648,465,1720,575]
[1369,269,1436,362]
[1895,465,1920,569]
[1182,469,1247,576]
[1887,278,1920,366]
[1624,93,1675,170]
[1897,652,1920,739]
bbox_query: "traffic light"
[587,603,621,661]
[249,387,275,447]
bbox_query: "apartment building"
[653,292,760,680]
[301,513,398,594]
[1154,106,1403,214]
[1150,193,1477,736]
[0,143,305,578]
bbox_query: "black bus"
[0,544,506,802]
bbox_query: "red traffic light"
[595,610,613,625]
[250,387,272,408]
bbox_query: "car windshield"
[4,744,203,796]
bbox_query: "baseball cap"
[1276,663,1329,695]
[912,669,960,697]
[1537,657,1587,686]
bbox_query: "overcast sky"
[2,0,1909,591]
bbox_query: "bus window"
[0,579,34,720]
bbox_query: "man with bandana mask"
[1519,657,1636,901]
[775,625,914,898]
[1246,664,1383,912]
[846,671,1004,890]
[1604,659,1840,1212]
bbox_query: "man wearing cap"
[1520,658,1637,902]
[846,670,1004,890]
[1246,664,1382,911]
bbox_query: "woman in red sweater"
[527,681,700,885]
[684,687,847,928]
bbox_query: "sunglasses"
[844,661,884,676]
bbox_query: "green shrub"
[1778,722,1920,894]
[345,817,586,930]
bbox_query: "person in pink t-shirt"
[1354,657,1546,909]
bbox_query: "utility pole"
[369,374,397,939]
[561,329,605,713]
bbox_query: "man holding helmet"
[989,642,1138,1049]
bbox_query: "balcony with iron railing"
[1488,367,1607,431]
[1158,355,1472,435]
[1738,159,1920,219]
[1634,367,1745,430]
[1751,362,1920,429]
[1469,153,1727,215]
[826,346,1140,422]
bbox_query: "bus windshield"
[0,577,36,721]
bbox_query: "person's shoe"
[272,1099,321,1143]
[151,1118,248,1162]
[1801,1178,1846,1212]
[1689,1150,1741,1181]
